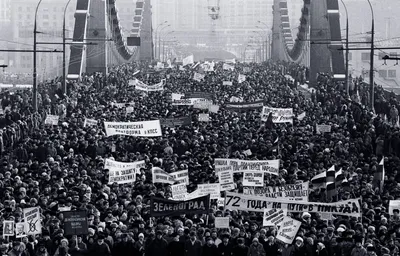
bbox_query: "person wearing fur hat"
[217,233,233,256]
[351,236,367,256]
[202,236,218,256]
[247,238,265,256]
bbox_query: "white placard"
[389,200,400,215]
[15,223,27,238]
[45,115,59,125]
[152,167,176,184]
[243,172,264,187]
[172,183,188,200]
[23,207,42,235]
[261,107,293,123]
[84,118,97,127]
[199,113,210,122]
[3,221,14,237]
[276,216,301,244]
[197,183,220,199]
[214,158,279,175]
[316,125,331,134]
[170,170,189,185]
[218,170,234,191]
[104,120,162,137]
[243,182,309,202]
[215,217,230,229]
[263,208,287,227]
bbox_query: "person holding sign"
[248,238,265,256]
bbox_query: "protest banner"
[215,217,230,229]
[171,98,203,106]
[171,93,184,101]
[197,183,221,199]
[225,100,264,111]
[316,124,332,134]
[83,118,97,128]
[209,105,220,113]
[224,192,361,217]
[276,216,301,244]
[389,200,400,215]
[108,165,138,184]
[134,79,165,92]
[171,184,188,200]
[214,158,279,175]
[104,159,145,174]
[263,208,287,227]
[243,182,309,202]
[243,149,252,156]
[194,100,212,110]
[243,172,264,187]
[218,169,235,191]
[261,107,293,123]
[238,74,246,83]
[150,195,210,217]
[3,221,14,237]
[170,170,189,185]
[199,113,210,122]
[63,211,88,236]
[45,115,59,125]
[183,92,214,100]
[111,102,135,108]
[23,207,42,235]
[15,223,26,238]
[59,206,72,212]
[320,212,333,220]
[160,116,192,127]
[152,167,176,184]
[222,81,233,86]
[104,120,162,137]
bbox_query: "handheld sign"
[63,211,88,236]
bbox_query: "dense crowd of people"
[0,59,399,256]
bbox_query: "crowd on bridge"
[0,57,399,256]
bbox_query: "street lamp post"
[366,0,375,111]
[33,0,44,112]
[63,0,72,95]
[158,25,171,60]
[161,32,174,62]
[154,21,168,60]
[340,0,350,96]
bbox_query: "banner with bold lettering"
[104,120,162,137]
[276,216,301,244]
[160,116,192,127]
[171,93,184,101]
[171,184,188,200]
[261,107,293,123]
[209,105,220,113]
[84,118,97,128]
[263,208,287,227]
[225,100,264,111]
[222,81,233,86]
[243,182,309,202]
[152,167,176,184]
[218,169,235,191]
[316,124,331,134]
[183,92,213,100]
[45,115,59,125]
[194,99,213,110]
[197,184,221,199]
[172,98,203,106]
[108,165,138,184]
[104,159,145,174]
[224,192,361,217]
[214,158,279,175]
[150,195,210,217]
[23,207,42,235]
[170,170,189,185]
[243,172,264,187]
[111,102,135,108]
[135,79,165,92]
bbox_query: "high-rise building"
[0,0,10,24]
[6,0,76,80]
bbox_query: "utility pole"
[367,0,375,111]
[63,0,73,95]
[341,0,350,96]
[33,0,44,112]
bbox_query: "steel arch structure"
[67,0,152,80]
[271,0,345,85]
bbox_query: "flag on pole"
[373,158,385,191]
[326,165,336,201]
[311,171,326,189]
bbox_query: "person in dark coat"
[232,238,248,256]
[112,233,136,256]
[316,242,329,256]
[168,233,184,256]
[218,234,233,256]
[146,230,168,256]
[184,231,203,256]
[202,236,218,256]
[87,235,111,256]
[263,236,279,256]
[292,237,307,256]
